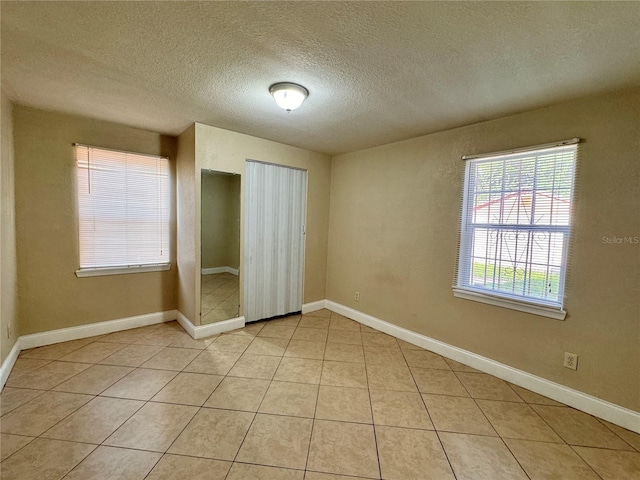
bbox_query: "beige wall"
[327,88,640,411]
[1,91,19,363]
[7,89,635,414]
[14,106,177,335]
[194,123,332,320]
[201,172,240,269]
[176,125,197,323]
[227,175,241,270]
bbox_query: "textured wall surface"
[195,123,332,316]
[1,90,19,362]
[176,125,197,323]
[14,107,178,335]
[327,88,640,410]
[201,172,240,270]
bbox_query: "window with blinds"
[454,139,578,319]
[75,145,170,275]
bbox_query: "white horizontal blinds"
[457,142,578,307]
[75,145,170,269]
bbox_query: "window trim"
[75,263,171,278]
[453,138,579,320]
[74,144,171,276]
[461,137,580,161]
[73,143,170,162]
[452,287,567,320]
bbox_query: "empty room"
[0,2,638,479]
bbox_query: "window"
[454,139,579,319]
[75,144,170,277]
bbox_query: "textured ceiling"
[2,1,639,155]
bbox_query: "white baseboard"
[4,299,637,433]
[0,309,177,392]
[201,266,239,276]
[325,300,640,434]
[176,311,245,339]
[302,300,327,314]
[19,310,177,350]
[0,340,22,390]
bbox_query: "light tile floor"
[1,309,639,479]
[201,273,239,324]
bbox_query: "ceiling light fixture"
[269,82,308,111]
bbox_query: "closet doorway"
[200,170,240,324]
[244,160,307,322]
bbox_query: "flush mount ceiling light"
[269,82,308,111]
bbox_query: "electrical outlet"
[563,352,578,370]
[355,291,360,301]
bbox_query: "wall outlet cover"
[563,352,578,370]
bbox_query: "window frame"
[74,144,171,278]
[453,139,579,320]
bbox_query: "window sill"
[75,263,171,278]
[452,287,566,320]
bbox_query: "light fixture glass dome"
[269,82,309,111]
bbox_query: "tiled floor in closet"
[201,273,239,324]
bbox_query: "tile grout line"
[303,319,329,476]
[1,323,190,473]
[450,369,500,438]
[451,369,534,479]
[402,342,460,480]
[594,415,639,453]
[6,328,159,474]
[138,319,256,480]
[460,370,586,480]
[147,332,223,459]
[569,445,607,480]
[516,388,574,448]
[77,324,206,477]
[228,318,292,469]
[57,325,199,476]
[40,439,100,480]
[3,317,638,478]
[0,434,37,464]
[510,387,633,454]
[364,332,383,480]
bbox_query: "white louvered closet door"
[244,161,307,322]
